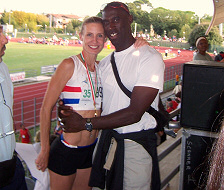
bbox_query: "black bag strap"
[110,52,131,98]
[110,52,155,110]
[110,52,169,133]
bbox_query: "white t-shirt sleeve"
[135,46,165,92]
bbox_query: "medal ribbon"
[80,51,98,116]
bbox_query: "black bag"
[111,52,169,132]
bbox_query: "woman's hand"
[134,37,150,48]
[35,150,49,172]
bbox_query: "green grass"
[4,42,113,75]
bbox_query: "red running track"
[13,81,57,130]
[13,47,195,129]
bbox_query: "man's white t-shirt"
[99,45,165,134]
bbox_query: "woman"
[193,36,213,61]
[35,16,147,190]
[35,17,106,190]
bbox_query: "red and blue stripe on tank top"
[61,85,82,105]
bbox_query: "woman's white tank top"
[60,55,102,110]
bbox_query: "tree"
[188,24,223,47]
[27,21,37,32]
[168,29,178,39]
[127,1,152,34]
[149,8,197,36]
[36,14,49,28]
[180,24,191,40]
[201,14,213,24]
[66,22,75,34]
[149,7,169,35]
[12,11,27,28]
[70,19,82,35]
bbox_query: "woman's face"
[80,23,106,55]
[197,39,209,53]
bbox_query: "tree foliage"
[180,24,191,40]
[0,1,221,48]
[149,7,198,37]
[188,24,223,47]
[1,11,49,32]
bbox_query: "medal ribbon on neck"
[80,51,98,117]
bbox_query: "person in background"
[193,36,213,61]
[59,2,164,189]
[19,123,31,143]
[0,25,27,189]
[53,120,63,136]
[172,81,182,95]
[166,98,178,112]
[213,49,217,56]
[175,73,179,85]
[33,130,41,154]
[215,51,224,62]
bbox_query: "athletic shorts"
[48,136,97,176]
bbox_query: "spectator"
[173,81,182,95]
[193,36,213,61]
[174,91,181,121]
[213,49,217,56]
[19,123,31,143]
[0,25,27,189]
[215,51,224,62]
[166,98,178,113]
[33,130,41,154]
[53,120,63,136]
[175,73,179,85]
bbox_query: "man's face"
[0,27,8,62]
[102,7,132,48]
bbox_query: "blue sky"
[1,0,214,17]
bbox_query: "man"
[60,2,164,190]
[215,51,224,62]
[0,25,27,189]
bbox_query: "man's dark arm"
[61,86,158,133]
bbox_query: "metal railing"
[158,108,182,189]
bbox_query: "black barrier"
[180,130,217,190]
[181,61,224,132]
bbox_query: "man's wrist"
[85,118,93,132]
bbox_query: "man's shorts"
[48,136,97,176]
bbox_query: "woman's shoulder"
[60,55,81,69]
